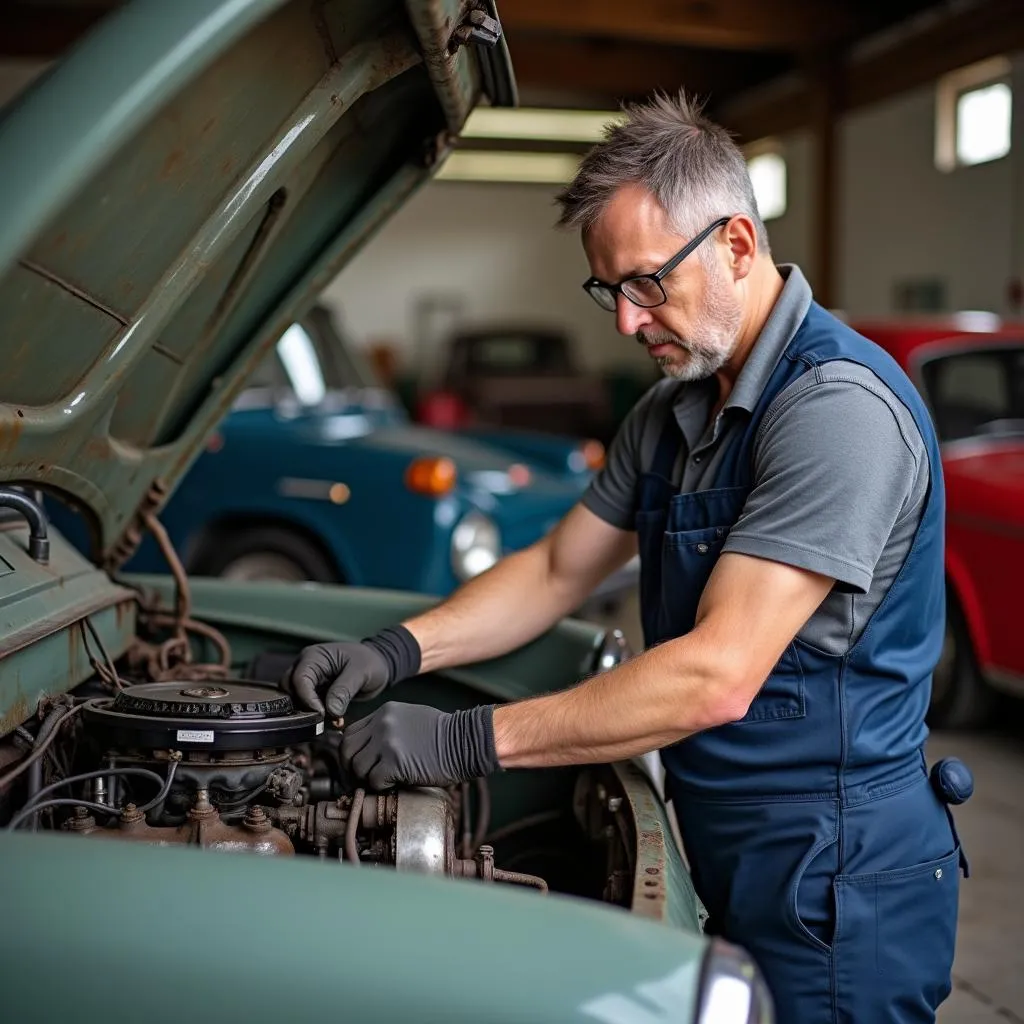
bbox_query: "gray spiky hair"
[555,90,769,256]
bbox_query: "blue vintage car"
[117,304,617,598]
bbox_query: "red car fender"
[944,548,992,666]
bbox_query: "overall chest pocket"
[654,524,732,635]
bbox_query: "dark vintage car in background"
[854,317,1024,728]
[417,323,615,441]
[0,1,771,1021]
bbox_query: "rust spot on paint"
[0,414,25,452]
[161,149,185,179]
[220,157,234,175]
[53,230,67,249]
[202,117,217,134]
[0,695,30,740]
[68,619,81,668]
[84,439,111,461]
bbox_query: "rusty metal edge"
[613,758,707,933]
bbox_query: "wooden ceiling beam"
[498,0,862,52]
[717,0,1024,142]
[505,31,780,104]
[0,3,114,59]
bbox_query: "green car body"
[0,2,771,1020]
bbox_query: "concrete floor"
[932,723,1024,1023]
[589,595,1023,1022]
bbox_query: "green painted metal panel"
[0,531,135,735]
[0,0,512,565]
[0,830,705,1023]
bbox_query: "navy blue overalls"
[638,303,966,1023]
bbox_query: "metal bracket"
[420,129,458,169]
[448,6,503,53]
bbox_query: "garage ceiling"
[2,0,1024,140]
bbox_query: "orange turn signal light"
[582,439,606,471]
[405,456,457,497]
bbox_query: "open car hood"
[0,0,514,568]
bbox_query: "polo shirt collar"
[724,263,813,413]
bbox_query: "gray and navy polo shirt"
[582,265,930,655]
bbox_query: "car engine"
[0,496,648,908]
[2,676,550,892]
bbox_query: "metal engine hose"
[345,788,365,865]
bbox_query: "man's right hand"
[282,625,422,718]
[283,641,390,718]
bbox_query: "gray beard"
[656,344,728,382]
[640,273,743,382]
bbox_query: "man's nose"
[615,296,651,336]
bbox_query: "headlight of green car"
[697,939,774,1023]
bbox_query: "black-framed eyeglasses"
[582,216,731,312]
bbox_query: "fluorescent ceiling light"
[462,107,625,143]
[436,150,582,184]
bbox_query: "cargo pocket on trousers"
[833,846,960,1019]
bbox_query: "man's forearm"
[490,554,834,768]
[492,627,751,767]
[402,539,588,675]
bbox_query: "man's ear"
[723,215,758,282]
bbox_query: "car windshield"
[921,342,1024,441]
[247,308,381,402]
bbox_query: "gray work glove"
[341,702,500,790]
[283,625,421,718]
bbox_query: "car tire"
[928,595,994,730]
[195,526,340,584]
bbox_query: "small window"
[746,150,787,221]
[956,82,1012,166]
[936,57,1012,171]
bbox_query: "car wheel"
[928,597,993,730]
[196,526,340,584]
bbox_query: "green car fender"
[0,828,710,1024]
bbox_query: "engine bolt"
[244,806,271,832]
[120,803,144,826]
[67,806,96,832]
[607,796,622,813]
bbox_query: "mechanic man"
[285,93,966,1023]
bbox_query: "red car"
[852,316,1024,728]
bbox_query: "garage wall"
[322,182,654,376]
[771,51,1024,316]
[329,54,1022,364]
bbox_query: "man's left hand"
[340,702,500,790]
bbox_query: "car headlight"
[696,939,773,1024]
[451,511,501,581]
